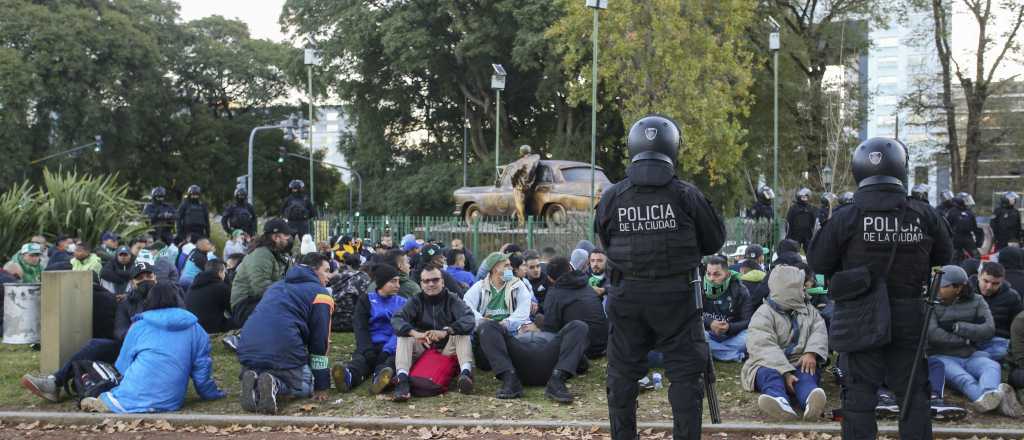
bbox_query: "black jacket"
[186,270,232,334]
[991,206,1021,245]
[100,257,134,294]
[391,289,475,344]
[972,275,1024,338]
[92,283,118,340]
[281,194,316,222]
[786,201,817,240]
[177,200,211,236]
[702,272,751,337]
[748,201,773,220]
[809,184,954,298]
[1000,247,1024,296]
[221,202,257,236]
[541,271,608,357]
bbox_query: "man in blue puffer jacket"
[237,253,336,414]
[79,282,226,413]
[334,264,407,394]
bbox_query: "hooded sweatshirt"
[541,271,608,357]
[71,253,103,274]
[999,246,1024,296]
[741,266,829,391]
[702,270,751,338]
[15,254,42,284]
[99,308,224,413]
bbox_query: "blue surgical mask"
[502,268,515,282]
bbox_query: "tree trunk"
[931,0,961,192]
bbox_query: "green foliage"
[0,170,149,258]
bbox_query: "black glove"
[937,320,956,333]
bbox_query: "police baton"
[901,267,943,422]
[692,268,722,424]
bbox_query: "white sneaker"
[998,383,1023,418]
[970,389,1004,413]
[804,388,827,420]
[758,394,798,420]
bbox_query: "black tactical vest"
[841,200,935,298]
[603,180,698,280]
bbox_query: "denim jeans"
[53,338,122,385]
[754,366,821,410]
[244,365,313,399]
[932,352,1001,401]
[706,329,747,362]
[976,337,1009,362]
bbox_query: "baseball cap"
[263,218,292,235]
[19,243,44,256]
[420,244,442,259]
[116,246,131,256]
[101,231,121,242]
[402,239,422,253]
[939,265,968,288]
[745,245,764,260]
[130,262,155,278]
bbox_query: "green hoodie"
[15,254,42,283]
[739,269,766,284]
[704,270,741,299]
[71,254,103,274]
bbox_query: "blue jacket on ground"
[99,308,224,413]
[237,265,335,391]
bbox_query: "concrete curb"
[0,412,1021,437]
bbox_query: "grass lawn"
[0,333,1017,429]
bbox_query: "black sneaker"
[332,363,352,393]
[544,370,573,404]
[393,373,411,402]
[457,370,474,395]
[239,370,258,413]
[369,367,394,395]
[875,390,900,419]
[930,397,967,421]
[496,372,523,399]
[256,372,278,415]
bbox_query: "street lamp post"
[304,46,321,206]
[29,135,103,165]
[768,16,781,241]
[822,165,834,194]
[285,152,363,227]
[586,0,606,243]
[247,114,303,205]
[491,64,507,180]
[463,97,469,187]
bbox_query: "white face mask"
[66,243,77,253]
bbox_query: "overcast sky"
[176,0,292,44]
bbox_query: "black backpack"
[64,360,121,404]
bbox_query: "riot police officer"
[785,188,816,252]
[143,187,177,244]
[281,179,315,239]
[945,194,980,262]
[958,191,985,250]
[808,137,952,440]
[748,185,774,220]
[910,184,929,203]
[595,115,725,440]
[990,191,1021,251]
[838,191,854,206]
[817,192,836,227]
[177,185,211,241]
[937,190,955,217]
[221,188,257,237]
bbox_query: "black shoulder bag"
[828,202,906,353]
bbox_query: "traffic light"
[277,146,287,164]
[93,135,103,153]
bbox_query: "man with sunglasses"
[389,263,476,401]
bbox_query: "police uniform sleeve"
[807,210,846,277]
[681,187,726,255]
[220,207,231,233]
[928,206,955,267]
[594,187,615,250]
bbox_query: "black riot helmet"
[796,188,812,203]
[1003,191,1019,209]
[838,192,854,206]
[289,179,305,192]
[821,192,836,207]
[957,192,975,208]
[234,188,247,201]
[756,186,775,203]
[851,137,908,189]
[151,187,166,201]
[911,184,930,202]
[940,190,955,204]
[186,185,201,196]
[626,115,681,166]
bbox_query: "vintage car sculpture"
[453,159,612,227]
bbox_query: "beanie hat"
[479,252,509,276]
[570,249,590,271]
[372,264,401,288]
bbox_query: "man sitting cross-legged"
[388,263,477,401]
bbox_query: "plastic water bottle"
[652,372,663,390]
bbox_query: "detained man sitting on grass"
[237,253,335,414]
[388,263,476,402]
[702,255,752,362]
[79,281,226,413]
[742,265,829,421]
[332,264,407,395]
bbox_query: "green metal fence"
[313,213,777,259]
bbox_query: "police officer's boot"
[607,378,640,440]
